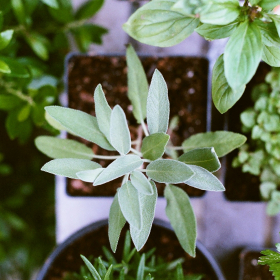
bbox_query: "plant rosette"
[36,44,246,257]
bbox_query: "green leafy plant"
[64,231,203,280]
[259,239,280,280]
[0,0,107,143]
[36,44,246,257]
[232,68,280,215]
[123,0,280,114]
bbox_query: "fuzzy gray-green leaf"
[146,159,194,184]
[94,155,143,185]
[45,106,114,151]
[76,168,104,183]
[262,45,280,67]
[126,44,149,123]
[141,133,170,161]
[130,181,157,251]
[147,70,169,135]
[178,147,221,172]
[224,20,262,90]
[185,165,225,191]
[118,181,142,230]
[42,158,101,179]
[164,184,196,257]
[212,54,245,114]
[94,84,112,140]
[130,170,154,195]
[109,193,126,253]
[182,131,247,157]
[35,136,94,159]
[110,105,131,155]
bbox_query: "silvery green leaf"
[259,0,280,11]
[147,70,169,135]
[146,159,194,184]
[130,170,154,195]
[195,22,238,40]
[130,181,157,251]
[183,131,247,157]
[35,136,94,159]
[45,111,68,131]
[185,165,225,191]
[118,181,142,230]
[94,155,143,185]
[260,182,277,200]
[123,0,199,47]
[178,147,221,172]
[76,168,104,183]
[267,200,280,216]
[262,45,280,67]
[110,105,131,155]
[109,193,126,253]
[41,158,101,179]
[224,21,262,90]
[212,54,245,114]
[164,184,196,257]
[126,44,149,123]
[199,2,240,25]
[94,84,112,140]
[45,106,114,151]
[141,133,170,161]
[257,21,280,48]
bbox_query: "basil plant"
[123,0,280,114]
[36,45,246,257]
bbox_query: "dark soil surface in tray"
[43,223,219,280]
[240,250,273,280]
[225,63,270,201]
[67,55,209,197]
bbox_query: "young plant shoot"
[36,45,246,257]
[123,0,280,114]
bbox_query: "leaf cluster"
[64,231,203,280]
[123,0,280,114]
[0,0,107,143]
[232,68,280,215]
[36,44,246,257]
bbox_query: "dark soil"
[239,250,273,280]
[67,55,209,197]
[224,63,271,201]
[42,222,220,280]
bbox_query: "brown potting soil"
[240,250,273,280]
[224,63,271,201]
[43,223,219,280]
[67,55,209,197]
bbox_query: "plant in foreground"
[123,0,280,114]
[36,44,246,257]
[64,231,203,280]
[232,68,280,215]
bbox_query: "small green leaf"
[24,33,49,60]
[81,255,102,280]
[165,184,196,257]
[45,106,114,151]
[212,54,245,114]
[224,20,262,90]
[269,14,280,37]
[0,57,29,78]
[94,84,111,140]
[126,44,149,123]
[146,159,194,184]
[0,60,11,74]
[76,168,103,183]
[109,193,126,253]
[259,0,280,11]
[94,155,143,185]
[48,0,74,23]
[147,70,169,135]
[118,181,142,230]
[240,109,257,128]
[41,158,101,179]
[257,21,280,48]
[110,105,131,155]
[195,22,238,40]
[130,170,154,195]
[178,147,221,172]
[130,181,157,251]
[262,45,280,67]
[104,265,113,280]
[0,95,21,110]
[260,182,277,200]
[0,30,13,51]
[185,165,225,191]
[123,0,199,47]
[17,104,31,122]
[141,133,170,161]
[11,0,26,25]
[75,0,104,20]
[41,0,58,8]
[137,254,145,280]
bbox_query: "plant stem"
[137,169,147,173]
[92,154,120,160]
[122,173,129,185]
[130,147,142,156]
[4,85,34,106]
[166,146,185,151]
[141,120,149,137]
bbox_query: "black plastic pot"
[36,218,225,280]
